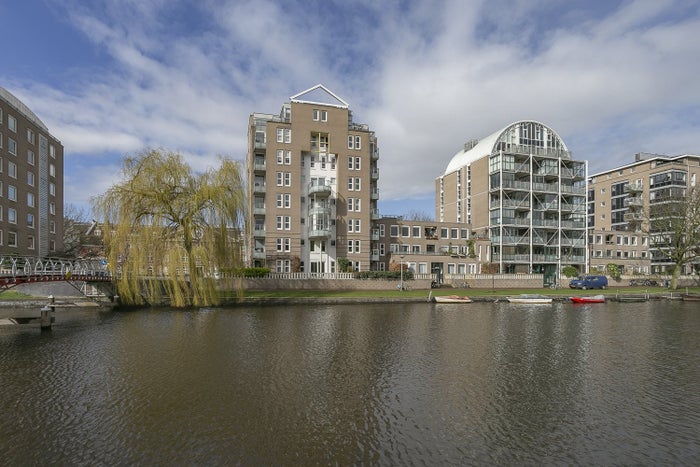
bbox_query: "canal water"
[1,300,698,465]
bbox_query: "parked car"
[569,275,609,290]
[629,278,659,287]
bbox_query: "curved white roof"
[443,120,568,175]
[0,86,49,132]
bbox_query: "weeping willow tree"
[92,149,245,307]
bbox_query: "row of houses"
[245,85,700,282]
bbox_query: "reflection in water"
[1,301,699,464]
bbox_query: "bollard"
[40,306,52,330]
[41,295,56,330]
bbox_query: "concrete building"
[245,85,379,273]
[0,87,63,257]
[436,120,587,284]
[588,152,700,275]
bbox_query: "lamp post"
[400,255,405,291]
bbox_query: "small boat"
[682,293,700,301]
[434,295,473,303]
[617,295,648,302]
[570,295,605,304]
[506,294,552,304]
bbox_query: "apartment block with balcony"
[0,87,63,257]
[436,121,587,284]
[588,152,700,275]
[245,85,379,273]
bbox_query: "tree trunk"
[670,263,682,290]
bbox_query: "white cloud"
[5,0,700,216]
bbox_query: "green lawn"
[236,285,700,299]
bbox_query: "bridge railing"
[0,255,111,279]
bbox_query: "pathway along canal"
[1,300,699,464]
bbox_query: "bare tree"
[62,203,91,258]
[646,186,700,289]
[404,209,434,221]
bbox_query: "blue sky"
[2,0,700,218]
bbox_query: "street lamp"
[400,255,404,291]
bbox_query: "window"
[348,156,354,170]
[50,144,56,158]
[50,240,55,252]
[49,164,56,177]
[277,150,284,164]
[440,227,448,238]
[8,115,17,132]
[284,172,291,186]
[49,182,55,196]
[277,172,284,186]
[401,226,410,237]
[390,225,399,237]
[8,161,16,178]
[354,219,361,232]
[8,185,16,201]
[8,208,16,224]
[284,216,291,230]
[354,157,361,170]
[8,138,16,155]
[8,232,17,247]
[50,220,55,233]
[27,172,34,186]
[451,228,458,238]
[50,202,55,215]
[27,213,34,228]
[277,128,284,142]
[276,238,291,252]
[27,150,34,165]
[348,135,354,149]
[355,136,361,149]
[412,226,421,237]
[354,177,361,191]
[347,198,354,211]
[27,192,35,207]
[27,128,35,144]
[284,129,291,143]
[313,109,320,121]
[321,110,327,122]
[285,151,291,165]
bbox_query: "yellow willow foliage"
[92,149,245,307]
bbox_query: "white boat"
[507,294,553,304]
[434,295,473,303]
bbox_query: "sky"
[2,0,700,219]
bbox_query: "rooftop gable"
[291,84,348,109]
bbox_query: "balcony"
[253,249,266,260]
[253,183,266,194]
[624,182,644,193]
[308,228,331,239]
[624,212,645,223]
[624,197,643,208]
[253,161,266,173]
[370,208,380,220]
[253,206,266,216]
[371,231,380,241]
[253,227,265,238]
[370,189,379,200]
[371,168,379,180]
[308,205,331,216]
[308,183,332,197]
